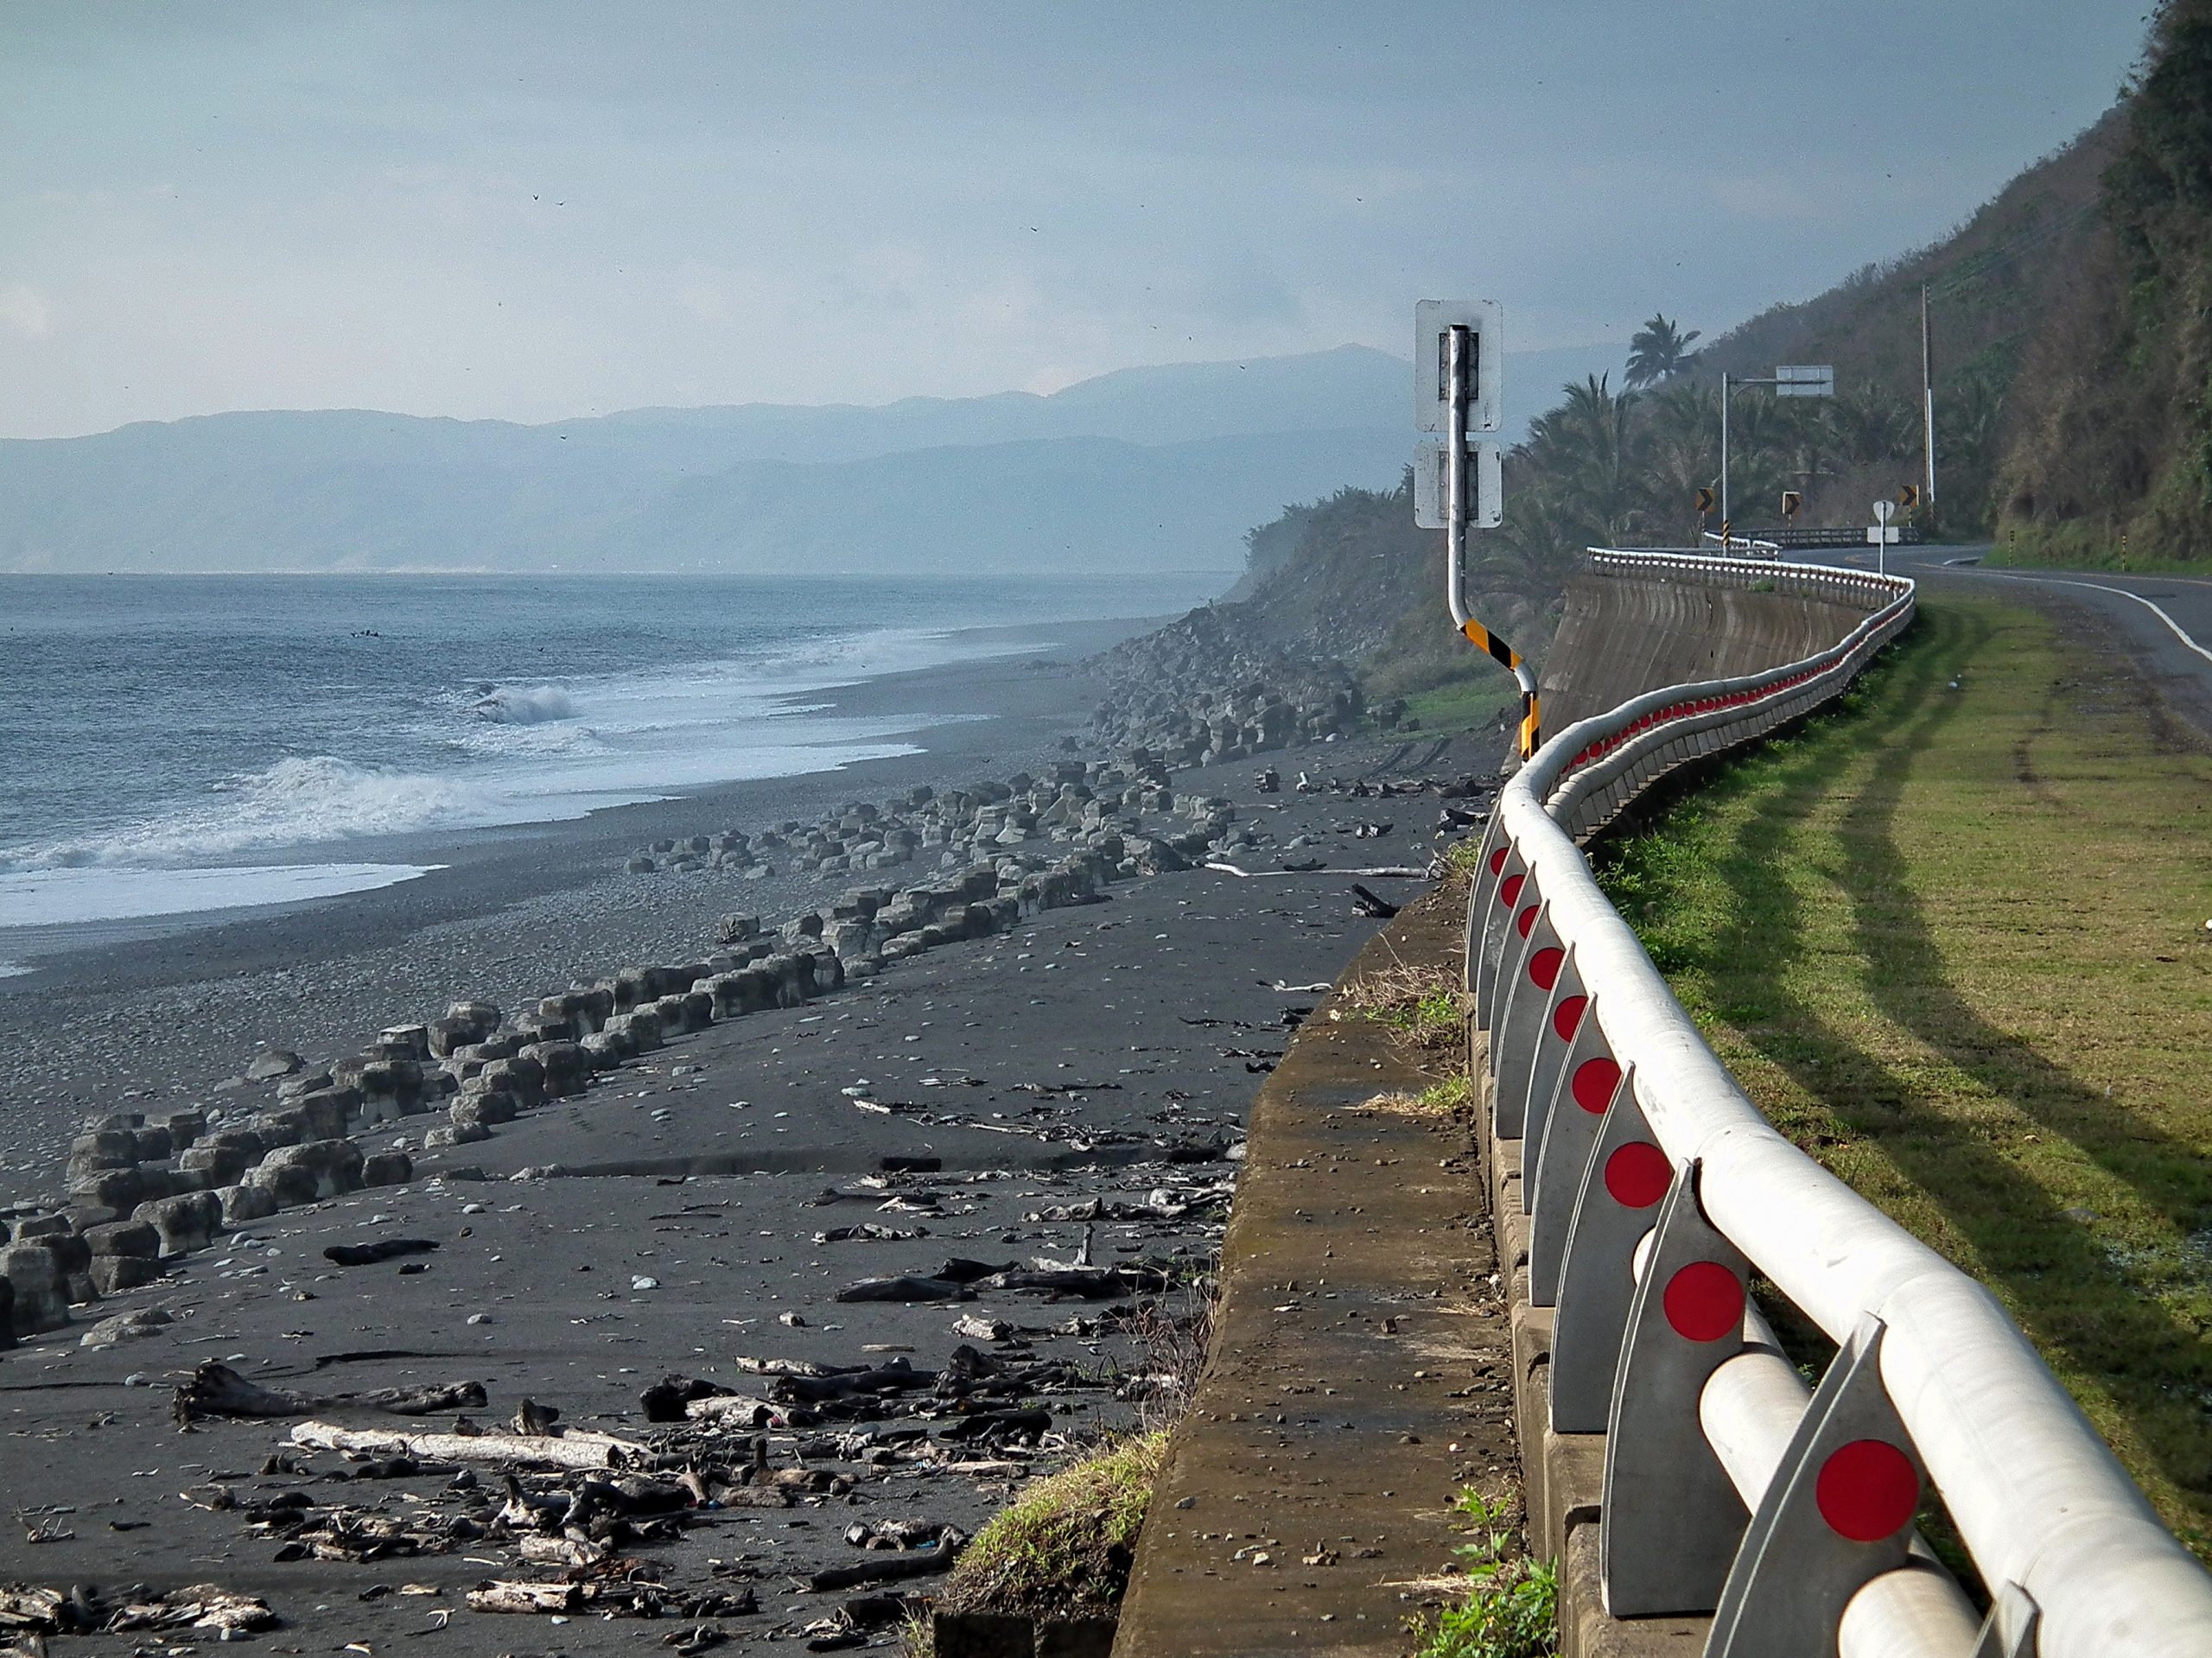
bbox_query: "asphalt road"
[1825,540,2212,739]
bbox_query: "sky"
[0,1,2153,440]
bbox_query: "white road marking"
[1975,570,2212,668]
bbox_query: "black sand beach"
[0,618,1147,1181]
[0,679,1499,1651]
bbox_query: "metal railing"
[1467,549,2212,1655]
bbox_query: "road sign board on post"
[1872,499,1895,523]
[1414,440,1503,530]
[1776,364,1834,398]
[1414,299,1503,437]
[1695,486,1715,514]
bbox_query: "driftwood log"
[290,1420,646,1469]
[174,1360,486,1422]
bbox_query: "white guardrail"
[1468,549,2212,1656]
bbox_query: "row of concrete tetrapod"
[0,846,1140,1348]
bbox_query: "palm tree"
[1624,314,1703,390]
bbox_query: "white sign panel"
[1414,299,1503,435]
[1413,440,1503,530]
[1776,363,1835,398]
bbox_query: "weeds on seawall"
[1592,592,2212,1553]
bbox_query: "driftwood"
[685,1394,775,1425]
[467,1581,582,1615]
[290,1420,645,1470]
[175,1360,486,1422]
[323,1238,441,1267]
[805,1540,962,1592]
[832,1274,972,1304]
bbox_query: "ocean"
[0,571,1227,943]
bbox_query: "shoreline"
[0,612,1163,1176]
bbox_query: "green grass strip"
[1592,592,2212,1555]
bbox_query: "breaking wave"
[0,756,493,872]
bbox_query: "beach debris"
[834,1274,973,1304]
[0,1584,277,1639]
[289,1421,645,1470]
[173,1361,487,1424]
[813,1223,929,1244]
[323,1238,441,1267]
[1350,883,1400,918]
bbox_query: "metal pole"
[1921,284,1936,511]
[1446,324,1471,629]
[1720,372,1731,537]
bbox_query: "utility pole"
[1720,372,1732,530]
[1921,283,1936,512]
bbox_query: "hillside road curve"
[1837,542,2212,739]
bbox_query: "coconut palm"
[1624,314,1703,390]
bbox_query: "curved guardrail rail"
[1468,549,2212,1655]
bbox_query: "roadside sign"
[1866,525,1900,543]
[1872,499,1896,523]
[1781,490,1802,521]
[1414,440,1503,530]
[1695,486,1715,514]
[1414,299,1503,436]
[1776,364,1834,398]
[1897,484,1920,509]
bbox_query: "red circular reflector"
[1529,946,1564,991]
[1662,1261,1743,1343]
[1551,993,1588,1041]
[1498,873,1524,908]
[1570,1057,1620,1114]
[1815,1439,1920,1542]
[1603,1141,1672,1208]
[1489,846,1509,877]
[1516,904,1537,939]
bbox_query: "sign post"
[1868,499,1899,575]
[1722,365,1831,530]
[1414,299,1539,759]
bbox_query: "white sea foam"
[468,684,575,724]
[1,621,1025,927]
[3,757,494,872]
[0,861,442,929]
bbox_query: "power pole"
[1921,283,1936,513]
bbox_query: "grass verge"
[1409,1490,1557,1658]
[1592,591,2212,1553]
[1985,519,2212,577]
[928,1432,1167,1627]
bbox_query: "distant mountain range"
[0,341,1624,575]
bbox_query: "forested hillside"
[1998,0,2212,564]
[1214,2,2207,729]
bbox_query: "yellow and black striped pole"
[1437,317,1540,760]
[1460,617,1541,759]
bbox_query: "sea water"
[0,571,1226,945]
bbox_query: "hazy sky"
[0,2,2150,439]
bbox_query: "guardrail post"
[1972,1583,2040,1656]
[1518,943,1585,1194]
[1706,1317,1926,1656]
[1601,1158,1751,1614]
[1491,900,1563,1139]
[1482,864,1542,1040]
[1460,816,1506,993]
[1548,1066,1658,1429]
[1473,843,1527,1031]
[1528,1000,1614,1300]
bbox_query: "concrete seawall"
[1116,566,1882,1655]
[1541,571,1870,734]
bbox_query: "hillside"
[1997,0,2212,565]
[1694,109,2123,530]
